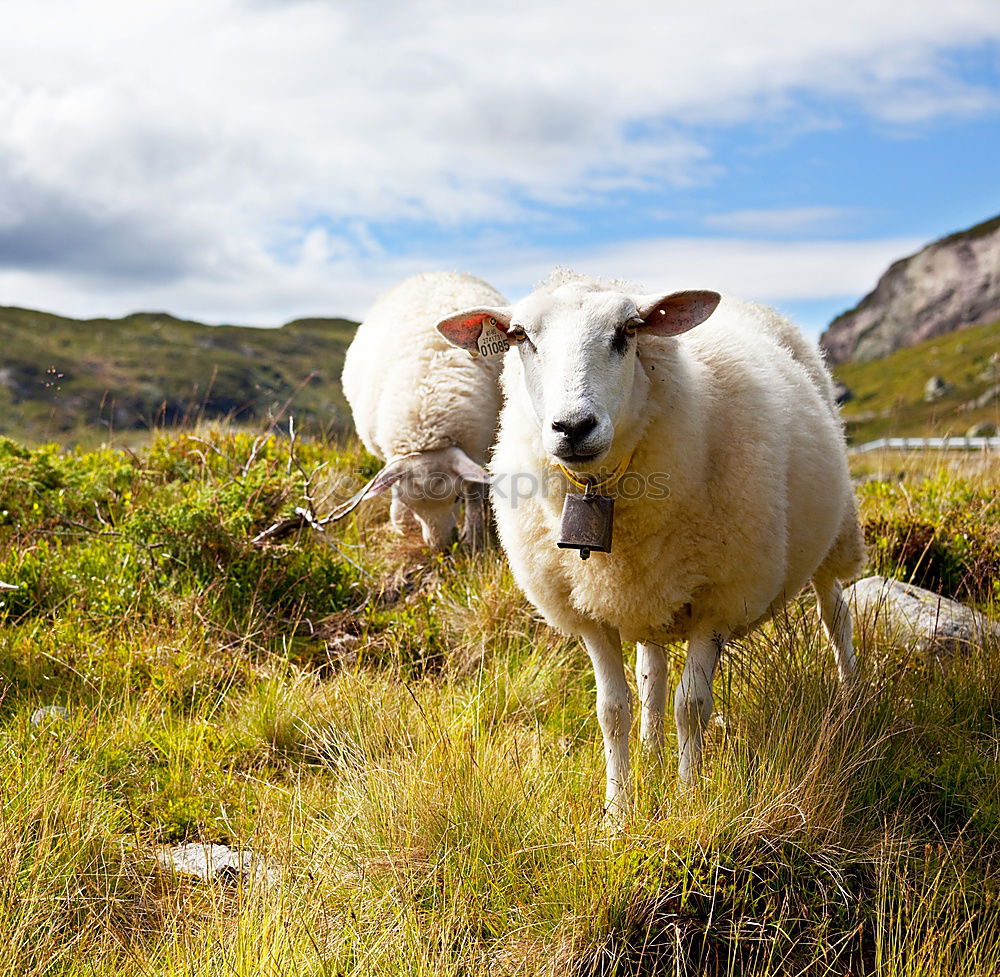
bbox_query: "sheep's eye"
[509,325,528,342]
[624,318,641,336]
[610,324,634,356]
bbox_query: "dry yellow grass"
[0,430,998,975]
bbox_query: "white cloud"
[0,232,922,333]
[0,0,996,319]
[702,207,860,236]
[527,236,924,303]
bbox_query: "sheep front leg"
[389,486,418,535]
[635,641,667,756]
[461,483,488,552]
[675,628,726,784]
[579,622,631,819]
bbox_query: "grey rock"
[966,421,998,438]
[820,213,1000,364]
[846,575,1000,657]
[325,632,359,665]
[31,705,69,727]
[154,843,275,884]
[923,375,953,403]
[962,384,1000,412]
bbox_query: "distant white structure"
[850,436,1000,453]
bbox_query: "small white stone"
[31,705,69,727]
[154,842,275,884]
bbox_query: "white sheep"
[437,271,864,816]
[341,271,507,550]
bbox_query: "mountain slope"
[0,307,357,444]
[821,214,1000,365]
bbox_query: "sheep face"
[508,284,645,466]
[437,283,721,469]
[366,446,489,551]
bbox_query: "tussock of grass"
[855,452,1000,602]
[0,430,999,975]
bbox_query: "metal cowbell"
[557,491,614,559]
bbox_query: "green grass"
[835,317,1000,444]
[853,453,1000,603]
[1,430,999,975]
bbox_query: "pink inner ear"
[459,313,489,334]
[438,311,491,351]
[366,465,405,497]
[642,290,721,337]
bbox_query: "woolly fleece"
[490,291,864,645]
[343,271,507,465]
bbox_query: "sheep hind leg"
[675,628,726,785]
[635,641,667,757]
[813,576,856,684]
[579,622,631,821]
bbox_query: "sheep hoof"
[677,756,701,788]
[602,802,629,836]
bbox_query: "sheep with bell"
[437,270,864,818]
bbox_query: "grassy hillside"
[834,317,1000,444]
[0,307,357,446]
[1,300,995,451]
[1,429,999,975]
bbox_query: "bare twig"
[250,513,309,545]
[239,434,271,480]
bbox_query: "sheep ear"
[635,290,721,337]
[436,307,512,353]
[365,463,407,497]
[446,447,491,485]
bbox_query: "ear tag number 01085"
[477,318,510,359]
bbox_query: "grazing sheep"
[437,271,864,816]
[342,271,507,550]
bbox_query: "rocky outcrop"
[846,576,1000,658]
[821,214,1000,364]
[923,375,952,403]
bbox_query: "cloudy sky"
[1,0,999,336]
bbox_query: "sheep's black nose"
[551,412,598,444]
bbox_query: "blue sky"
[1,0,998,337]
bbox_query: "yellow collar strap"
[556,453,632,494]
